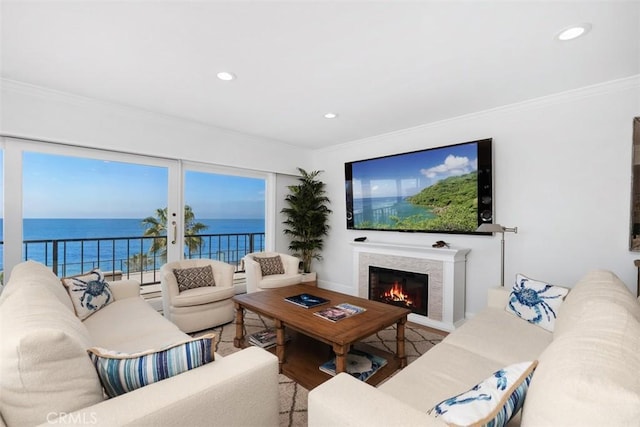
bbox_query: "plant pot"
[301,272,317,283]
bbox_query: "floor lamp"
[477,223,518,287]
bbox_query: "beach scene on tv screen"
[351,142,478,232]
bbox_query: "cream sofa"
[0,261,280,427]
[309,269,640,426]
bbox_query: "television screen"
[345,139,493,234]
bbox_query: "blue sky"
[8,152,265,219]
[351,142,478,199]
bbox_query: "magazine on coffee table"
[285,293,330,308]
[248,327,290,349]
[313,302,366,322]
[319,348,387,382]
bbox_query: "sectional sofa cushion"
[429,360,537,427]
[89,333,216,397]
[379,342,505,412]
[0,281,104,426]
[83,296,189,353]
[441,308,552,366]
[522,299,640,426]
[553,269,640,338]
[63,269,114,320]
[1,260,76,313]
[506,274,568,332]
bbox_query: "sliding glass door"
[1,138,272,285]
[182,163,267,270]
[8,139,177,284]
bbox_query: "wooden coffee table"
[233,284,411,389]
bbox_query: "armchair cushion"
[62,269,114,320]
[259,274,304,289]
[172,286,236,307]
[254,255,285,276]
[173,265,215,291]
[88,333,216,398]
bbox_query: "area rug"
[194,312,445,427]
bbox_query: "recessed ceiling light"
[216,71,236,81]
[324,113,338,119]
[556,23,592,41]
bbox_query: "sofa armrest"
[40,347,279,427]
[308,373,446,427]
[108,279,141,300]
[487,286,511,309]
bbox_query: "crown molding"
[318,74,640,154]
[0,78,303,151]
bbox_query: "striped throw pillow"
[88,334,215,397]
[428,361,538,427]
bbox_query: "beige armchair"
[243,252,303,293]
[160,259,235,333]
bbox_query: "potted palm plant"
[281,168,332,273]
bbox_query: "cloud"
[420,155,476,180]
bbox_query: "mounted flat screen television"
[345,138,493,234]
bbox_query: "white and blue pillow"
[88,334,215,398]
[428,361,538,427]
[62,269,113,320]
[506,274,569,332]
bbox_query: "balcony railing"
[0,232,264,286]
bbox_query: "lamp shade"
[476,223,505,233]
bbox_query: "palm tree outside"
[141,206,208,259]
[125,252,155,273]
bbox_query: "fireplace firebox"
[368,266,428,316]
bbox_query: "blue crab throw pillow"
[62,269,113,320]
[428,360,538,427]
[506,274,569,332]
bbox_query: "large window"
[1,139,270,285]
[22,150,170,282]
[183,169,266,268]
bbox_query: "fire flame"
[382,281,413,307]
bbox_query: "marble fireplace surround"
[352,241,470,331]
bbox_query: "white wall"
[3,76,640,315]
[0,79,310,276]
[274,173,301,254]
[311,76,640,315]
[0,79,311,175]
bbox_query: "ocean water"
[0,218,265,274]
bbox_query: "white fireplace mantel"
[352,241,470,331]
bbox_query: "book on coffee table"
[313,302,366,322]
[319,348,387,382]
[285,293,329,308]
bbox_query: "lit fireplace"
[369,266,428,316]
[382,282,414,307]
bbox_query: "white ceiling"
[2,1,639,149]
